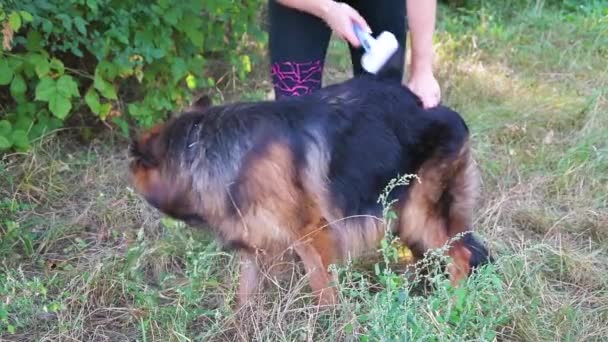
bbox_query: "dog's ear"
[129,123,166,169]
[190,94,212,111]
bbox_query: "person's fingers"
[424,96,439,109]
[331,3,369,47]
[346,7,371,33]
[407,73,441,109]
[421,91,437,109]
[424,91,440,109]
[342,29,361,47]
[409,88,439,109]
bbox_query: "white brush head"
[360,31,399,74]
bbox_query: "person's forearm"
[406,0,436,73]
[276,0,334,21]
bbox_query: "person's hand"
[407,68,441,109]
[320,1,371,47]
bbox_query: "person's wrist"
[315,0,336,23]
[409,53,435,77]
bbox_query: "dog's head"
[128,96,213,226]
[128,122,170,207]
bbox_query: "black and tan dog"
[128,69,490,307]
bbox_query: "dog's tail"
[443,138,493,273]
[461,233,493,270]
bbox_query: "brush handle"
[353,23,372,52]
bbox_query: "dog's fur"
[128,69,490,307]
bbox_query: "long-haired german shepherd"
[128,67,490,307]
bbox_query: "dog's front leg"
[236,251,260,308]
[293,242,338,307]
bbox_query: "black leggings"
[268,0,407,98]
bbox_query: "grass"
[1,1,608,341]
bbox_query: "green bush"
[0,0,266,152]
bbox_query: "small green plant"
[323,172,509,341]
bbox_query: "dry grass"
[2,2,608,341]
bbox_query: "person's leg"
[268,1,332,98]
[347,0,407,79]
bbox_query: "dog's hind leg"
[397,152,476,286]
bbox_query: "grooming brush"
[353,23,400,75]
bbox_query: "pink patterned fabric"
[271,60,323,97]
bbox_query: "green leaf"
[241,55,252,73]
[0,120,11,136]
[35,77,75,119]
[86,0,99,13]
[57,75,79,97]
[186,74,196,89]
[158,0,170,9]
[176,14,204,48]
[36,75,78,101]
[19,10,34,22]
[0,58,14,85]
[16,102,36,117]
[0,136,11,150]
[10,74,27,98]
[164,7,182,26]
[111,116,130,137]
[56,13,72,31]
[98,103,112,120]
[70,45,83,58]
[26,30,43,51]
[171,57,188,82]
[11,129,30,149]
[50,58,65,75]
[49,94,72,119]
[85,87,101,114]
[35,76,56,102]
[30,123,46,140]
[6,56,22,72]
[94,73,117,100]
[32,55,50,77]
[96,60,119,80]
[48,117,63,131]
[41,19,53,33]
[14,116,33,131]
[74,16,87,34]
[8,11,21,31]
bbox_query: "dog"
[128,68,490,308]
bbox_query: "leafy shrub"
[330,241,510,341]
[0,0,266,152]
